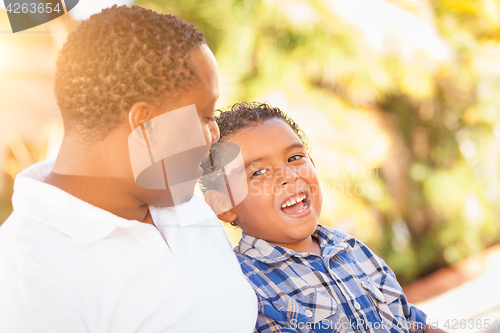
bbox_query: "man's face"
[171,43,220,149]
[226,119,322,247]
[133,43,220,207]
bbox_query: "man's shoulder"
[0,212,84,279]
[0,212,67,249]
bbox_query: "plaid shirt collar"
[237,224,355,264]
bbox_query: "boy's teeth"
[281,194,306,208]
[297,201,309,213]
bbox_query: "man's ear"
[129,102,161,146]
[128,101,158,131]
[204,190,238,222]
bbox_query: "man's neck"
[44,172,152,224]
[45,132,153,224]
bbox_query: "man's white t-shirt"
[0,160,257,333]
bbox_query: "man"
[0,5,257,333]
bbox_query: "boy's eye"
[288,154,304,162]
[250,169,267,178]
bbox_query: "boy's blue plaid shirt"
[235,225,427,333]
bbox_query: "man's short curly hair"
[54,5,205,141]
[215,102,309,149]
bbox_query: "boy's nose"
[281,168,299,186]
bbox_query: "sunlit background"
[1,0,499,331]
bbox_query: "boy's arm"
[255,294,305,333]
[351,237,428,330]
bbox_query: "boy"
[203,102,443,333]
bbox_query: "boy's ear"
[204,190,238,222]
[217,210,238,223]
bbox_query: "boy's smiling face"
[220,118,322,250]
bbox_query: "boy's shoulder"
[234,225,384,272]
[233,225,360,264]
[317,225,386,263]
[316,225,356,243]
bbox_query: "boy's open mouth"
[280,191,309,215]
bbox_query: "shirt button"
[354,301,361,310]
[305,309,313,318]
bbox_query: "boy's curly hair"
[215,102,309,148]
[54,5,205,142]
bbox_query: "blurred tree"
[0,13,75,223]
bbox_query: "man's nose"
[210,121,220,143]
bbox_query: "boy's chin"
[298,218,319,233]
[274,217,319,238]
[287,218,319,238]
